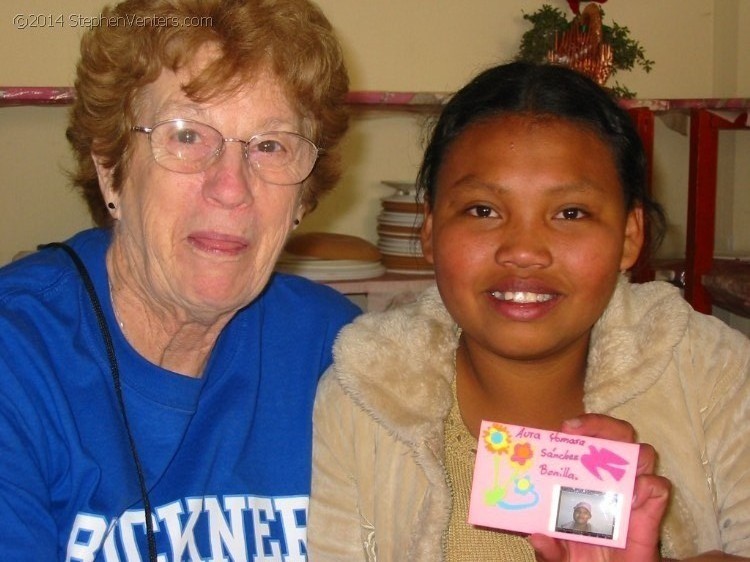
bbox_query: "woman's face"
[97,51,304,319]
[421,114,643,363]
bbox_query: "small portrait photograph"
[552,486,621,540]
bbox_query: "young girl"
[308,62,750,561]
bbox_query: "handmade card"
[468,421,640,548]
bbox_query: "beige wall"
[305,0,723,261]
[0,0,745,269]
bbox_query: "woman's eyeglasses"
[131,119,320,185]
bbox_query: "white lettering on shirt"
[66,495,309,561]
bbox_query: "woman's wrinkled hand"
[528,414,671,562]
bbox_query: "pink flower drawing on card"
[482,423,540,511]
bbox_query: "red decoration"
[566,0,607,16]
[548,3,614,86]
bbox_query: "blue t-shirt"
[0,228,360,560]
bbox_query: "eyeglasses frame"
[130,118,321,185]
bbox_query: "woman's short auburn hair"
[67,0,350,227]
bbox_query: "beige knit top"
[443,378,536,561]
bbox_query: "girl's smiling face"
[421,114,643,363]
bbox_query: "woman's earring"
[108,202,116,210]
[293,218,300,229]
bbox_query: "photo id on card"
[468,421,639,548]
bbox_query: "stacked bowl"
[377,182,433,274]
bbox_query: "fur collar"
[584,276,690,412]
[331,277,691,442]
[331,285,458,450]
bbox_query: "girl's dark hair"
[416,61,666,250]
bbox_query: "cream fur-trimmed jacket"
[308,278,750,561]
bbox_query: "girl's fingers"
[561,414,635,443]
[528,533,568,562]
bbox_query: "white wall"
[0,0,745,269]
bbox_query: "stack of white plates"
[377,182,433,274]
[275,255,386,281]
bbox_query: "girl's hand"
[528,414,671,562]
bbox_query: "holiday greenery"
[515,4,654,98]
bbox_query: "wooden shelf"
[344,91,449,113]
[2,86,749,112]
[0,87,75,106]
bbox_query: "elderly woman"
[0,0,358,559]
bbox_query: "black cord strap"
[40,243,158,562]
